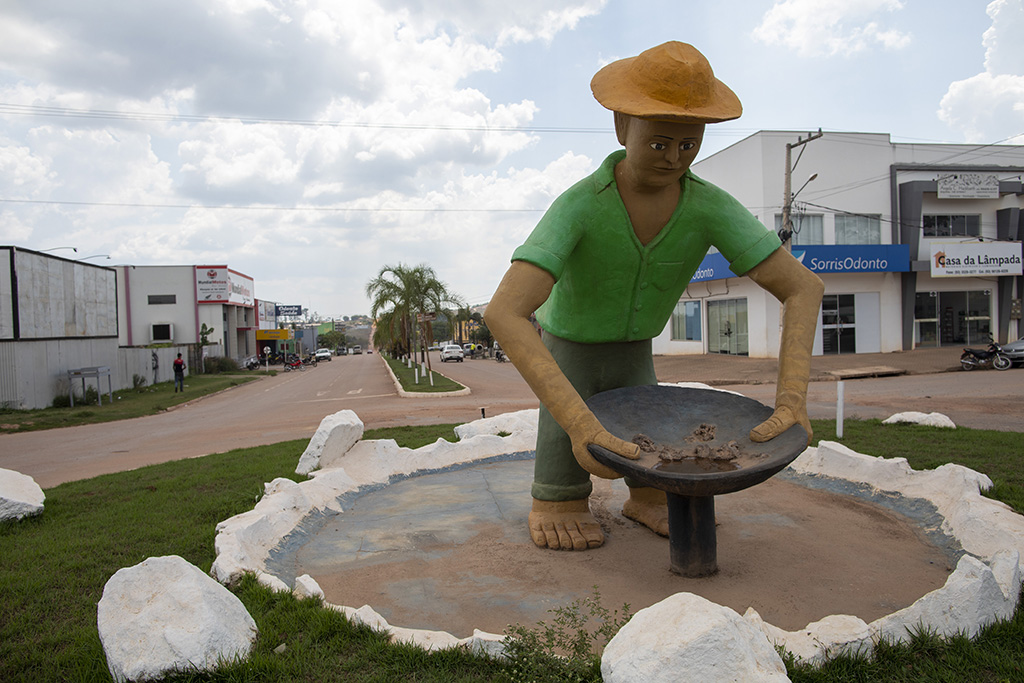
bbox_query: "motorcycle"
[282,357,304,372]
[495,348,507,363]
[960,340,1012,371]
[243,355,260,371]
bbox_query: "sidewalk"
[653,346,963,386]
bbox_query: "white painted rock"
[453,409,538,440]
[0,467,44,520]
[296,410,364,475]
[294,574,324,601]
[602,592,790,682]
[98,556,257,682]
[882,411,956,428]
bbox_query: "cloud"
[0,0,609,315]
[938,0,1024,142]
[751,0,911,57]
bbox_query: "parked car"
[315,348,332,362]
[440,344,464,362]
[336,347,347,356]
[1002,336,1024,366]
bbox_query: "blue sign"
[691,244,910,283]
[791,245,910,274]
[276,304,302,317]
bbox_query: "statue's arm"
[744,248,825,445]
[484,261,640,478]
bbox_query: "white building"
[652,131,1023,357]
[116,265,257,361]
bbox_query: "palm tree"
[366,264,463,364]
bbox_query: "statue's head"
[593,43,741,188]
[591,41,741,124]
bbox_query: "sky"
[1,0,1022,319]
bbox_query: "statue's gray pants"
[531,332,656,502]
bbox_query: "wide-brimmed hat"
[591,42,741,123]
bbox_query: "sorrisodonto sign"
[690,244,910,283]
[792,245,910,274]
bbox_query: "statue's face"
[616,116,705,190]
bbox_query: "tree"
[366,263,463,361]
[318,330,347,350]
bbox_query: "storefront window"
[835,214,881,245]
[707,298,748,355]
[914,292,938,347]
[923,290,991,346]
[671,300,702,341]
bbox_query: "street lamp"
[40,246,77,253]
[79,254,111,262]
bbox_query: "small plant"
[502,587,631,682]
[51,385,98,408]
[132,374,148,391]
[203,356,239,374]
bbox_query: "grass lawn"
[382,353,467,393]
[0,372,265,434]
[1,421,1023,681]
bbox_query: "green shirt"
[512,150,780,343]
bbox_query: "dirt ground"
[303,461,954,639]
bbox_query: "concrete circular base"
[210,404,1024,668]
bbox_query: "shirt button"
[632,327,639,334]
[635,304,643,311]
[640,282,648,289]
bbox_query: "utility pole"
[780,129,823,249]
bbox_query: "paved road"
[1,351,1019,489]
[717,372,1022,433]
[0,353,537,489]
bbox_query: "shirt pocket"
[648,261,688,291]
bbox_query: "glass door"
[821,294,856,354]
[707,299,748,356]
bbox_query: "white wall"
[0,340,192,409]
[117,265,198,346]
[13,251,117,339]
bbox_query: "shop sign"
[691,244,909,283]
[792,245,910,274]
[276,304,302,317]
[256,329,291,340]
[937,173,1000,199]
[195,266,254,306]
[930,241,1023,278]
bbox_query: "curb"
[379,354,471,398]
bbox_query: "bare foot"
[528,498,605,550]
[621,486,669,537]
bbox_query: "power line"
[0,197,546,213]
[0,101,750,137]
[0,102,612,134]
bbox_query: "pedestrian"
[173,353,186,393]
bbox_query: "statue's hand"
[566,413,639,480]
[749,404,813,446]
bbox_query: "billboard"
[930,241,1023,278]
[276,304,302,317]
[195,266,254,306]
